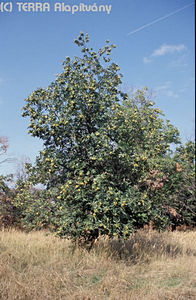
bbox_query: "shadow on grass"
[92,230,187,264]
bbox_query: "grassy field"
[0,229,196,300]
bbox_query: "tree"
[20,33,193,246]
[0,136,16,228]
[15,155,31,182]
[0,136,15,166]
[169,141,196,228]
[0,136,8,165]
[0,136,10,195]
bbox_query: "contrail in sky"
[127,2,194,36]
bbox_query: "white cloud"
[170,54,188,68]
[152,44,186,57]
[143,44,187,64]
[143,57,152,64]
[165,90,179,98]
[179,77,195,93]
[155,81,179,99]
[155,81,172,91]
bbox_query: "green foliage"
[0,175,17,228]
[13,180,54,230]
[168,141,196,227]
[19,33,195,245]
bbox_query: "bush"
[13,180,54,230]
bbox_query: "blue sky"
[0,0,195,175]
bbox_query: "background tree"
[15,155,31,182]
[169,141,196,228]
[0,136,16,227]
[0,136,8,165]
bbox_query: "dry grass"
[0,229,196,299]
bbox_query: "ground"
[0,229,196,299]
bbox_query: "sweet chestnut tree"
[21,33,184,246]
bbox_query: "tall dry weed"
[0,229,195,299]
